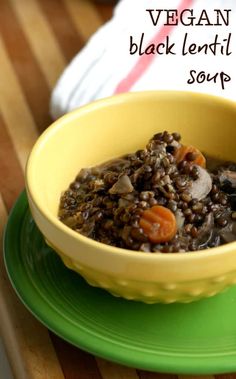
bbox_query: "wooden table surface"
[0,1,236,378]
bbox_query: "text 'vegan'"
[146,9,231,26]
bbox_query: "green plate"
[4,192,236,374]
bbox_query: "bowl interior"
[27,91,236,219]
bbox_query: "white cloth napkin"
[50,0,236,119]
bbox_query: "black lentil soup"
[58,131,236,253]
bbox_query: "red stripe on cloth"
[114,0,194,94]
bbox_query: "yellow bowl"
[26,91,236,304]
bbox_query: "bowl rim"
[26,90,236,261]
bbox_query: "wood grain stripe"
[50,334,102,379]
[178,376,215,379]
[0,115,24,211]
[0,0,51,134]
[39,0,84,63]
[10,0,66,89]
[96,357,140,379]
[63,0,104,42]
[0,36,38,168]
[93,2,114,22]
[0,195,8,232]
[0,195,65,379]
[138,372,178,379]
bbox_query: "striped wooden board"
[0,1,235,378]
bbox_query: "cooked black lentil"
[58,131,236,253]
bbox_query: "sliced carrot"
[139,205,177,243]
[174,145,206,168]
